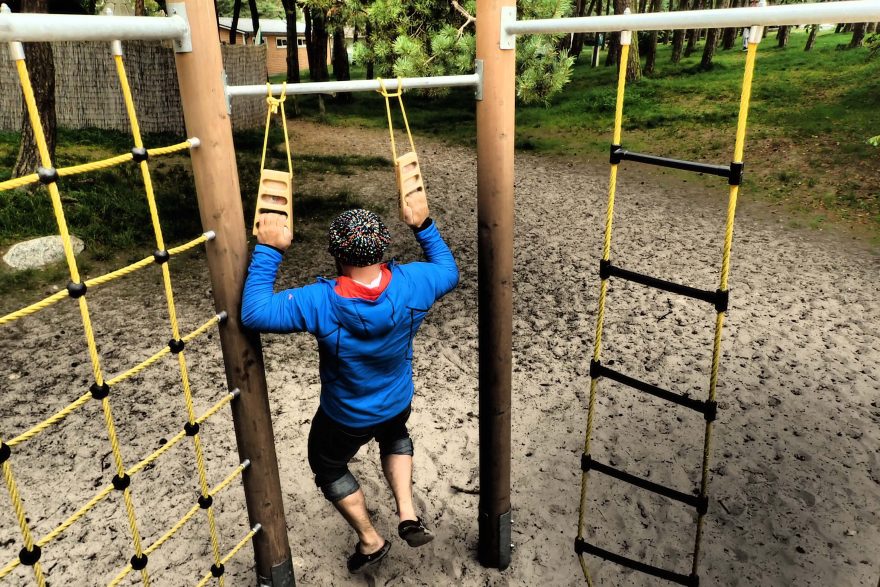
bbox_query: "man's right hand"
[402,189,430,228]
[256,212,292,252]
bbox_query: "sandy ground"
[0,120,878,587]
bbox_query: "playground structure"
[0,0,878,585]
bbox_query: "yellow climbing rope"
[260,82,293,178]
[575,32,761,586]
[0,42,251,586]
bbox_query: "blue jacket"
[241,220,459,427]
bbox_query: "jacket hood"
[322,278,397,338]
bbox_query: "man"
[241,195,458,573]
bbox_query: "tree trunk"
[134,0,145,16]
[866,22,877,34]
[721,0,739,50]
[611,0,640,81]
[570,0,596,57]
[849,22,866,48]
[644,0,661,75]
[605,31,620,66]
[670,0,689,63]
[331,26,352,103]
[684,0,704,57]
[307,8,329,81]
[776,25,790,48]
[13,0,56,179]
[230,0,242,44]
[701,0,727,68]
[365,20,374,79]
[804,24,818,51]
[834,23,844,34]
[281,0,300,83]
[247,0,260,43]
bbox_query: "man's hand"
[256,212,292,252]
[402,189,430,228]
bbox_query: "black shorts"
[307,404,414,502]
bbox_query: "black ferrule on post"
[598,259,612,280]
[728,162,744,186]
[90,382,110,400]
[153,249,170,264]
[67,281,87,299]
[37,166,58,185]
[131,147,149,163]
[610,144,623,165]
[184,421,200,436]
[18,545,41,566]
[714,289,729,314]
[112,473,131,491]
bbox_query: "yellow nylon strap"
[261,83,294,178]
[577,41,630,587]
[691,39,759,577]
[377,77,417,162]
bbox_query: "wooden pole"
[475,0,515,570]
[172,2,295,586]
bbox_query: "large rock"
[2,235,85,270]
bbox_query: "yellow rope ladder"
[575,32,761,587]
[0,41,258,585]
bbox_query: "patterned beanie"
[327,209,391,267]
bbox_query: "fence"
[0,41,266,134]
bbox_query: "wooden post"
[171,2,295,586]
[475,0,515,570]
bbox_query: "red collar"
[334,265,392,301]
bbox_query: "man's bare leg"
[382,454,417,522]
[334,489,385,553]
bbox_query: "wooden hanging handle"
[252,168,294,237]
[395,151,429,226]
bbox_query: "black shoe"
[347,540,391,574]
[398,518,435,547]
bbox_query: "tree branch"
[451,0,476,39]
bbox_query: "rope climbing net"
[0,41,258,585]
[575,28,760,587]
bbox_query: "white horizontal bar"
[506,1,880,35]
[227,74,481,98]
[0,12,188,43]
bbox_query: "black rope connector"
[67,281,87,299]
[131,147,149,163]
[168,338,185,354]
[18,545,41,566]
[704,400,718,423]
[580,453,593,472]
[609,144,624,165]
[210,563,225,578]
[687,573,700,587]
[728,161,744,186]
[599,259,612,281]
[130,553,148,571]
[112,473,131,491]
[184,421,200,436]
[696,495,709,516]
[198,494,213,509]
[0,442,10,464]
[37,166,58,185]
[589,359,602,379]
[714,289,729,314]
[90,382,110,400]
[153,249,170,265]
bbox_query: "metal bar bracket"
[167,2,192,53]
[499,5,516,50]
[474,59,484,101]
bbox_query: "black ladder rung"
[590,360,717,421]
[610,144,740,184]
[599,260,729,313]
[581,454,707,512]
[575,538,699,586]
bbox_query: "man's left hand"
[256,212,292,252]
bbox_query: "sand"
[0,121,878,586]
